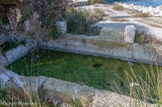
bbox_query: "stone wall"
[0,65,156,107]
[39,28,162,65]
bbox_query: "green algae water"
[7,49,160,97]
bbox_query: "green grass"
[7,49,160,97]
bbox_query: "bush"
[112,4,123,11]
[66,8,103,35]
[21,0,68,39]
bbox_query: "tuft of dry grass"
[136,20,162,28]
[111,18,129,22]
[112,4,123,11]
[114,64,162,105]
[133,13,149,17]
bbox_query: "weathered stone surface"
[3,42,37,67]
[21,76,47,96]
[0,66,157,107]
[0,55,7,67]
[4,45,29,66]
[40,34,133,61]
[92,90,155,107]
[56,21,67,34]
[99,27,124,42]
[24,20,30,32]
[124,25,136,43]
[4,76,47,99]
[0,65,23,89]
[43,78,95,106]
[133,43,162,65]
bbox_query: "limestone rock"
[43,78,95,106]
[21,76,47,96]
[0,55,7,67]
[99,27,124,42]
[124,25,136,43]
[133,43,162,65]
[56,21,67,34]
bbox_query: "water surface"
[106,0,162,7]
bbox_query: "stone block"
[124,25,136,43]
[99,27,124,42]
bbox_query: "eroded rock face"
[124,25,136,43]
[99,27,124,42]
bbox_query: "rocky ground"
[77,4,162,41]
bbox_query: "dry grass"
[89,0,106,4]
[112,4,123,11]
[142,18,162,25]
[93,4,100,7]
[127,11,136,14]
[133,13,149,17]
[136,20,162,28]
[102,4,109,7]
[106,9,112,12]
[111,18,129,22]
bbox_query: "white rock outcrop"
[116,2,162,17]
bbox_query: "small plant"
[112,4,123,11]
[134,34,145,43]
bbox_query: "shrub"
[134,33,145,43]
[112,4,123,11]
[66,8,102,35]
[17,0,68,39]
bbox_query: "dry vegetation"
[89,0,106,4]
[133,13,149,17]
[136,20,162,28]
[112,4,123,11]
[142,18,162,25]
[111,18,129,22]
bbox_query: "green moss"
[7,49,159,96]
